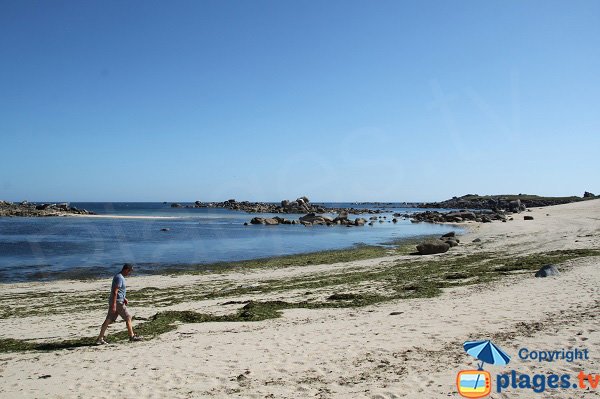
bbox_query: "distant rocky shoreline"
[2,192,596,224]
[0,201,94,217]
[418,193,596,210]
[170,196,387,215]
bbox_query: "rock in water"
[535,264,559,278]
[416,240,450,255]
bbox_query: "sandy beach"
[1,199,599,398]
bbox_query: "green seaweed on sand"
[1,248,599,353]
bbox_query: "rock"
[250,217,265,224]
[442,231,456,238]
[243,222,248,226]
[535,264,559,277]
[584,191,595,198]
[334,211,349,221]
[281,200,290,208]
[444,238,459,247]
[416,240,450,255]
[160,228,170,231]
[354,218,367,226]
[389,311,404,316]
[299,213,332,225]
[263,218,279,225]
[509,199,522,213]
[524,215,534,220]
[392,218,397,223]
[170,203,182,208]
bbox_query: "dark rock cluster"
[407,209,509,224]
[249,211,369,227]
[0,201,94,217]
[183,197,387,215]
[418,194,587,210]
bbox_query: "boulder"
[334,211,349,221]
[299,213,332,225]
[250,217,265,224]
[416,240,450,255]
[170,203,182,208]
[263,218,279,225]
[535,264,559,278]
[442,231,456,238]
[354,218,367,226]
[584,191,596,198]
[524,215,534,220]
[509,199,522,213]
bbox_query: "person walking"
[96,263,142,345]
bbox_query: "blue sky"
[1,1,598,202]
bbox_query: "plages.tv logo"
[457,340,511,398]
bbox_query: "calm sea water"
[0,202,458,282]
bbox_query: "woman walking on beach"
[96,263,142,345]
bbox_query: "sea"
[0,202,459,283]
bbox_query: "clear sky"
[1,1,598,202]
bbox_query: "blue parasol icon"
[463,340,511,370]
[463,340,511,395]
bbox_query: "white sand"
[1,199,599,398]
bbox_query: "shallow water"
[0,202,458,282]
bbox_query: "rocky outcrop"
[407,209,507,224]
[250,211,370,227]
[584,191,596,198]
[419,194,589,210]
[187,197,387,215]
[250,216,295,225]
[0,201,94,217]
